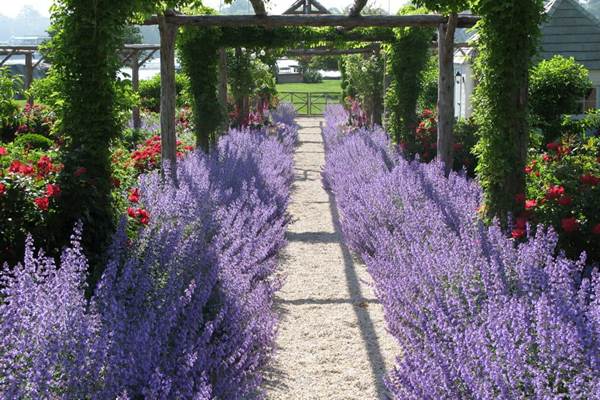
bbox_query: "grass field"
[276,79,342,93]
[276,80,342,115]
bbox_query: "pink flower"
[0,147,7,156]
[525,199,537,210]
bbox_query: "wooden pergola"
[146,0,478,173]
[1,44,159,128]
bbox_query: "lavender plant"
[0,110,298,399]
[323,106,600,399]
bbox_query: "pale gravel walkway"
[265,117,399,400]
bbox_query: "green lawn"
[276,79,341,93]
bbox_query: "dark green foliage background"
[384,6,433,145]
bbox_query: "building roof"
[539,0,600,69]
[455,0,600,70]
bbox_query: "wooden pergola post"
[437,14,458,174]
[158,14,178,182]
[24,52,33,105]
[130,50,141,129]
[218,47,228,127]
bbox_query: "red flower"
[46,184,61,197]
[74,167,87,177]
[592,223,600,235]
[127,207,137,218]
[580,174,600,186]
[542,153,551,162]
[515,193,526,204]
[8,160,23,173]
[512,228,526,239]
[184,145,194,151]
[128,188,140,203]
[0,147,7,156]
[545,185,565,200]
[546,142,560,151]
[34,196,50,211]
[137,208,150,225]
[37,156,52,176]
[0,182,6,196]
[561,217,579,233]
[524,165,533,174]
[525,199,537,210]
[452,143,464,151]
[558,196,572,206]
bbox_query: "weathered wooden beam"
[143,14,479,29]
[249,0,267,16]
[33,57,45,69]
[348,0,368,17]
[437,13,458,174]
[286,46,376,56]
[130,50,141,130]
[158,15,178,182]
[218,47,228,130]
[139,49,158,67]
[0,50,16,66]
[24,53,34,105]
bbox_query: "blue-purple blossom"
[0,103,298,399]
[323,105,600,399]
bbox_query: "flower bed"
[0,104,298,398]
[322,105,600,398]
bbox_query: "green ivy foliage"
[384,6,433,144]
[530,55,592,142]
[178,16,222,151]
[412,0,471,14]
[471,0,546,221]
[343,52,384,125]
[418,54,438,112]
[49,0,142,279]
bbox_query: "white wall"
[454,62,474,119]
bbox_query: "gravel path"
[265,117,399,400]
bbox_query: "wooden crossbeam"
[286,46,376,56]
[249,0,267,16]
[143,14,479,28]
[139,49,158,67]
[0,50,16,66]
[348,0,368,17]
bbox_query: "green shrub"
[138,73,190,112]
[0,67,22,141]
[530,55,592,142]
[417,55,438,112]
[14,133,54,150]
[27,68,62,109]
[522,135,600,262]
[303,69,323,83]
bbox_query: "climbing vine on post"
[49,0,139,278]
[384,5,432,146]
[178,21,222,152]
[472,0,545,222]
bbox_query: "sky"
[0,0,410,18]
